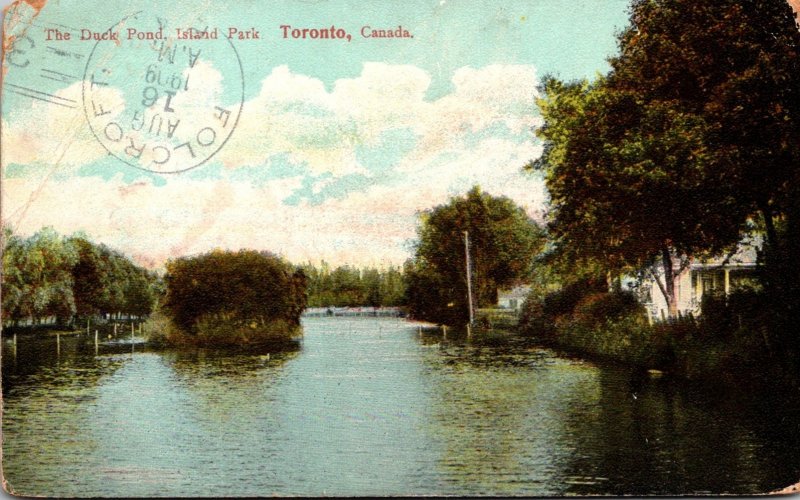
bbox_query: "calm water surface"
[2,317,799,496]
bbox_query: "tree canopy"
[2,227,159,325]
[162,249,307,334]
[531,0,800,314]
[405,186,545,325]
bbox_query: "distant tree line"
[300,262,405,308]
[2,227,160,328]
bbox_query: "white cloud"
[1,82,113,170]
[217,62,540,179]
[3,62,546,267]
[1,174,416,268]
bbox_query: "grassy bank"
[143,310,301,350]
[519,286,798,390]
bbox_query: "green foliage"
[571,291,644,326]
[69,235,159,319]
[301,262,405,307]
[168,317,301,349]
[404,257,463,325]
[520,277,605,335]
[531,0,800,316]
[2,227,77,324]
[611,0,800,231]
[162,249,307,346]
[405,186,545,325]
[520,285,789,384]
[533,77,740,274]
[2,227,159,327]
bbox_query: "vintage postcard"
[2,0,799,496]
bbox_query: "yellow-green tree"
[406,187,545,325]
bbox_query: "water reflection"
[416,330,603,495]
[557,368,800,495]
[162,347,300,426]
[2,334,132,396]
[413,327,800,495]
[2,319,799,496]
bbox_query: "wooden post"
[694,270,703,306]
[463,231,475,327]
[442,325,447,339]
[466,323,472,338]
[56,333,60,355]
[94,330,99,355]
[724,268,730,296]
[114,323,117,336]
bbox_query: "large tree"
[533,78,740,314]
[610,0,800,251]
[406,186,545,325]
[532,0,800,315]
[2,227,77,324]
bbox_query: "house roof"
[690,234,761,270]
[498,285,531,300]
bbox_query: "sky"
[1,0,630,268]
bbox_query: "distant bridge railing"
[302,307,405,318]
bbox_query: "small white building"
[497,285,532,312]
[633,237,760,320]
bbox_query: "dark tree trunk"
[761,204,779,253]
[661,247,677,318]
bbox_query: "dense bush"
[571,291,644,326]
[162,250,307,348]
[519,280,787,385]
[519,277,607,336]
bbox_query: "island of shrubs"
[149,249,308,349]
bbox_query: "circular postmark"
[82,13,244,173]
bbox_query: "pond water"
[2,317,798,496]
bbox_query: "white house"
[497,285,532,312]
[632,237,760,321]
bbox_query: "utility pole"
[463,231,475,328]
